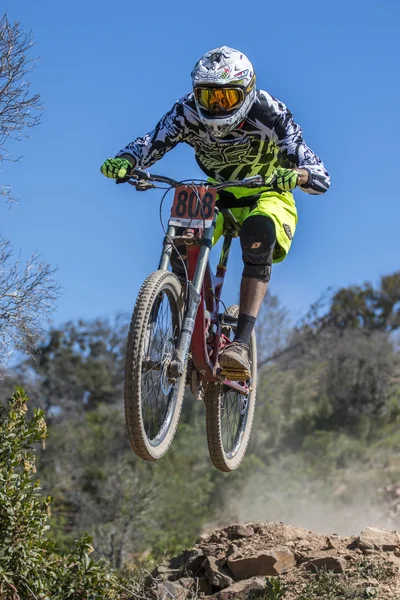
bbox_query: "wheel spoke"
[140,289,180,444]
[220,374,250,456]
[125,272,187,462]
[205,306,256,472]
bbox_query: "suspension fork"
[158,225,176,270]
[169,213,218,378]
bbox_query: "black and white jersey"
[117,90,330,195]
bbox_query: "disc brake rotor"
[160,338,174,394]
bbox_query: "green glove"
[265,167,299,191]
[100,157,133,179]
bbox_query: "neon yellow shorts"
[212,187,298,263]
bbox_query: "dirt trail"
[147,522,400,599]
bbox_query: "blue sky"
[1,0,399,328]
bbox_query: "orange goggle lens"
[195,87,244,112]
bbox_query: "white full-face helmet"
[192,46,256,138]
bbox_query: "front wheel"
[124,271,187,461]
[204,305,257,472]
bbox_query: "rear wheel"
[204,305,257,472]
[124,271,186,461]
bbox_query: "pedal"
[220,367,251,381]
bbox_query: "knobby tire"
[124,270,186,461]
[204,305,257,472]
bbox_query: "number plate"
[169,185,217,228]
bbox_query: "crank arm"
[219,375,251,395]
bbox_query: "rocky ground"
[146,522,400,599]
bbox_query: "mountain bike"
[122,168,268,472]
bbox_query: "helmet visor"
[195,87,244,115]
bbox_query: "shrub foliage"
[0,388,135,599]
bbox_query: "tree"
[318,272,400,333]
[319,329,396,432]
[259,272,400,372]
[0,14,59,370]
[253,275,400,448]
[256,291,291,365]
[19,315,129,414]
[0,238,59,368]
[0,13,41,202]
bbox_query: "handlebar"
[117,168,274,191]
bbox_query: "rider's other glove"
[265,167,299,192]
[100,157,133,179]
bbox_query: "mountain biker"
[100,46,330,377]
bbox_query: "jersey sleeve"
[273,104,330,195]
[116,97,187,169]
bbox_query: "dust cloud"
[212,473,398,536]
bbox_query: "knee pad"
[240,215,276,281]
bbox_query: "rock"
[196,533,209,544]
[178,577,194,589]
[294,551,306,562]
[227,524,254,539]
[146,522,400,600]
[344,554,357,560]
[151,563,179,581]
[227,547,296,580]
[158,565,174,574]
[216,577,266,600]
[204,556,234,588]
[325,535,341,550]
[235,525,254,538]
[178,577,212,595]
[169,550,192,569]
[183,549,206,576]
[359,527,400,552]
[305,556,347,573]
[387,553,400,569]
[226,543,240,560]
[252,524,264,534]
[155,580,189,599]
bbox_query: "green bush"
[0,388,136,599]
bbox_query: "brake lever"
[132,167,152,180]
[134,180,155,191]
[241,174,281,190]
[115,177,155,190]
[241,175,264,187]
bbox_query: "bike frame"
[121,167,265,394]
[158,206,250,395]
